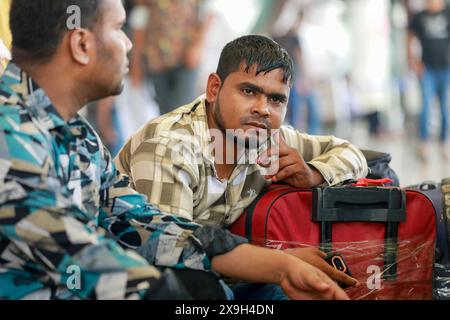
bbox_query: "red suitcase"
[229,184,436,300]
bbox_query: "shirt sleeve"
[115,133,200,221]
[280,126,368,185]
[98,132,249,269]
[0,112,246,300]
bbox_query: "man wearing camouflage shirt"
[0,0,349,300]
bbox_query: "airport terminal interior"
[2,0,447,186]
[1,0,450,303]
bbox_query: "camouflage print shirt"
[0,63,246,300]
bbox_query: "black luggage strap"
[312,187,406,280]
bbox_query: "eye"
[271,97,281,104]
[242,88,254,95]
[270,96,284,105]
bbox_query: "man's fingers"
[257,130,291,165]
[323,264,360,287]
[282,277,326,300]
[308,278,332,293]
[272,164,298,182]
[277,156,298,171]
[316,249,327,259]
[283,264,351,300]
[257,152,274,167]
[316,272,351,300]
[331,285,351,300]
[261,155,296,173]
[307,274,350,300]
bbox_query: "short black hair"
[10,0,103,62]
[216,35,294,87]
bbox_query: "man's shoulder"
[279,125,306,139]
[117,100,206,174]
[0,87,31,131]
[129,97,207,146]
[0,92,49,165]
[0,65,29,120]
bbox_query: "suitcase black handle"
[312,187,407,280]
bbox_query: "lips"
[246,122,268,130]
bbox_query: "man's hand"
[257,130,325,188]
[280,255,350,300]
[285,247,359,288]
[211,244,350,300]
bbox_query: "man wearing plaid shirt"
[116,35,368,298]
[116,35,368,228]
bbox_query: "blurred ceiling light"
[208,0,262,34]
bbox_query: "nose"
[125,34,133,53]
[251,96,270,117]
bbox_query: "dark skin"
[206,64,287,180]
[206,64,324,187]
[205,64,358,287]
[257,129,325,187]
[285,247,359,288]
[18,0,132,122]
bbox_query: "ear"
[206,73,222,104]
[68,28,94,65]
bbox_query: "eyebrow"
[239,82,288,102]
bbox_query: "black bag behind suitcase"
[361,149,400,186]
[407,178,450,299]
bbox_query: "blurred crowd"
[1,0,449,161]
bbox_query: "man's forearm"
[211,244,293,284]
[100,188,249,271]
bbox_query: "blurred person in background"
[129,0,214,115]
[273,9,321,134]
[408,0,450,160]
[94,0,132,155]
[347,0,391,138]
[95,0,160,157]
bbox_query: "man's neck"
[20,62,86,122]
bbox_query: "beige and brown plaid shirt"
[115,96,368,227]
